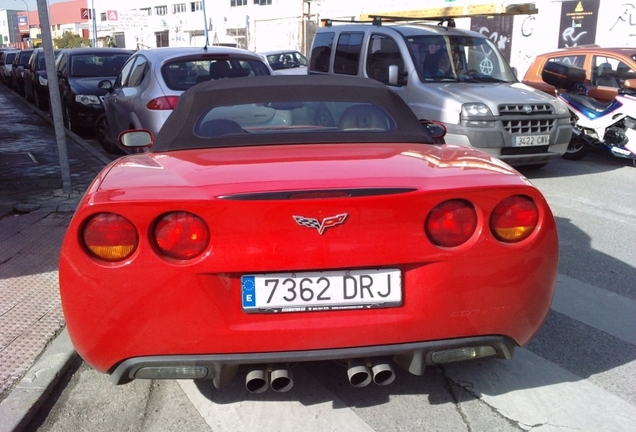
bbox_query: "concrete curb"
[0,330,77,432]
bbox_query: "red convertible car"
[59,75,558,393]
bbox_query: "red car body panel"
[59,142,558,374]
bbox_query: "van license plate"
[513,135,549,146]
[241,269,402,313]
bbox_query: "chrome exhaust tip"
[347,359,372,388]
[245,368,268,393]
[371,358,396,386]
[270,365,294,393]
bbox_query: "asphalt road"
[26,144,636,431]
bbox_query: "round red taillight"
[425,199,477,247]
[83,213,138,261]
[490,195,539,243]
[154,212,210,260]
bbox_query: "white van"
[309,20,572,167]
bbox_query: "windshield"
[70,54,132,77]
[406,35,517,83]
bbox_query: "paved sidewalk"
[0,83,113,431]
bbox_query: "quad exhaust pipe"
[245,358,394,392]
[245,364,294,393]
[347,358,396,387]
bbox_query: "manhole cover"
[0,152,38,166]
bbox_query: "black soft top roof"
[152,75,434,152]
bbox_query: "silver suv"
[309,20,572,167]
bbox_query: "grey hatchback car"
[98,46,271,153]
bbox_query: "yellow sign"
[360,2,538,21]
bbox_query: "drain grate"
[0,152,38,166]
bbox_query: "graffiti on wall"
[610,3,636,36]
[471,16,513,62]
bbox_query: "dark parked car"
[11,49,34,95]
[54,47,134,132]
[24,48,61,110]
[0,49,17,86]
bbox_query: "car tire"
[33,89,45,110]
[562,135,589,160]
[63,104,75,132]
[96,115,122,155]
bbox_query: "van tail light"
[154,212,210,260]
[490,195,538,243]
[146,96,180,110]
[83,213,138,261]
[425,199,477,247]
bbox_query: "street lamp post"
[15,0,30,48]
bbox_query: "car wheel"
[33,89,45,110]
[314,103,335,127]
[63,104,74,132]
[95,115,122,155]
[562,135,589,160]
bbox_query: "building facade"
[1,1,634,79]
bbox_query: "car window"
[368,34,405,84]
[4,52,16,64]
[193,101,396,141]
[127,56,148,87]
[161,58,270,91]
[310,32,334,73]
[115,55,137,88]
[265,51,307,70]
[547,55,585,68]
[18,51,33,66]
[70,54,131,78]
[334,32,364,75]
[592,55,632,88]
[56,53,67,73]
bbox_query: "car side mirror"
[420,119,447,144]
[98,79,113,91]
[388,65,408,87]
[24,64,31,71]
[119,129,154,150]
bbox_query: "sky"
[0,0,66,12]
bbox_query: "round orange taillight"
[490,195,539,243]
[425,199,477,247]
[82,213,138,261]
[153,212,210,260]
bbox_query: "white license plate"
[241,269,402,313]
[513,134,550,146]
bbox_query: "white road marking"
[179,273,635,431]
[179,365,375,432]
[444,349,636,431]
[553,274,636,345]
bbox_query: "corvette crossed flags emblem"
[293,214,348,235]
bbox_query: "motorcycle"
[541,61,636,165]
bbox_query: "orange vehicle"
[522,45,636,102]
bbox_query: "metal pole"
[91,0,97,47]
[36,0,72,194]
[202,0,209,46]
